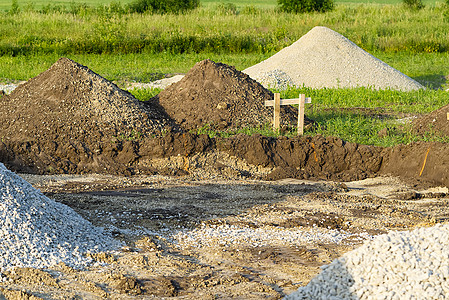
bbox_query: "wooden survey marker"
[265,93,312,135]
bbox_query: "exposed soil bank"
[2,131,449,188]
[0,57,448,189]
[380,141,449,188]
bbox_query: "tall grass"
[0,4,448,56]
[280,86,448,114]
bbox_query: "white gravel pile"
[285,223,449,300]
[243,26,424,91]
[255,69,295,90]
[126,75,186,90]
[0,163,121,270]
[0,83,23,94]
[173,223,372,249]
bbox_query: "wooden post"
[264,93,311,135]
[298,94,305,135]
[274,93,280,130]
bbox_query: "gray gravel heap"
[0,163,121,270]
[244,26,424,91]
[285,223,449,299]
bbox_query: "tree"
[278,0,334,13]
[128,0,199,14]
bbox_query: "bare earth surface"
[1,173,447,299]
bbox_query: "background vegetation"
[0,0,448,146]
[278,0,334,13]
[0,3,448,57]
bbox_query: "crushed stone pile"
[243,26,424,91]
[0,57,175,174]
[127,75,186,90]
[0,163,121,270]
[150,59,300,131]
[285,223,449,299]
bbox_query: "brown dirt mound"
[150,59,301,131]
[379,141,449,188]
[0,57,175,174]
[413,103,449,136]
[1,58,449,189]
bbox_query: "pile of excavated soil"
[150,59,300,131]
[413,103,449,136]
[0,163,121,270]
[243,26,424,91]
[1,58,449,189]
[0,57,175,174]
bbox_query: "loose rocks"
[285,223,449,299]
[243,26,424,91]
[0,163,121,270]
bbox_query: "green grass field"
[0,0,444,11]
[0,0,448,146]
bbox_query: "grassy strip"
[279,87,448,114]
[129,86,449,147]
[308,112,449,147]
[1,52,448,87]
[1,4,449,56]
[282,87,449,146]
[0,52,269,82]
[186,115,449,147]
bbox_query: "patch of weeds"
[114,130,143,141]
[160,128,169,137]
[192,123,298,139]
[130,88,161,101]
[194,124,219,138]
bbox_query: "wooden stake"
[274,93,280,130]
[264,94,311,133]
[298,94,305,135]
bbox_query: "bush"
[278,0,334,13]
[215,3,238,15]
[128,0,199,14]
[402,0,424,9]
[9,0,20,15]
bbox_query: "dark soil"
[0,58,176,174]
[149,59,301,131]
[413,102,449,136]
[1,57,449,188]
[380,141,449,188]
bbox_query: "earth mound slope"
[150,59,299,131]
[243,26,424,91]
[0,57,174,174]
[0,163,120,270]
[413,103,449,136]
